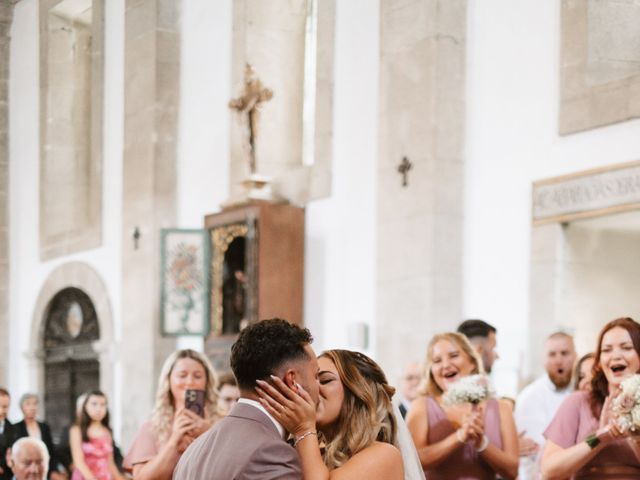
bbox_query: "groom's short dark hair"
[231,318,313,390]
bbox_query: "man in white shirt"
[515,332,576,480]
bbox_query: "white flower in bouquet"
[613,374,640,432]
[443,374,493,406]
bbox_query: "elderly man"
[7,437,48,480]
[398,362,421,418]
[515,331,576,480]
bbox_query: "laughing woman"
[406,332,518,479]
[540,317,640,479]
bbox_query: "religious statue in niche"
[222,236,248,334]
[210,221,257,335]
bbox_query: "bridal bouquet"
[612,374,640,433]
[443,374,493,406]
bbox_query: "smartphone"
[185,389,206,417]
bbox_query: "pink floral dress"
[71,434,113,480]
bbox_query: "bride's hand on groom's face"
[256,376,317,436]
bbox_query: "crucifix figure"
[229,63,274,175]
[397,156,412,187]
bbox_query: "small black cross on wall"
[397,156,412,187]
[133,227,141,250]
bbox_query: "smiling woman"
[406,332,519,479]
[123,350,221,480]
[540,317,640,479]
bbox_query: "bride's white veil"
[393,403,426,480]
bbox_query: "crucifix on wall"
[229,64,274,176]
[397,156,412,187]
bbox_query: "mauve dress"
[423,396,502,480]
[544,391,640,479]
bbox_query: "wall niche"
[39,0,104,260]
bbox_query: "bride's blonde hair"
[319,350,397,470]
[150,349,219,443]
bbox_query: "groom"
[173,318,320,479]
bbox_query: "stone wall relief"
[560,0,640,134]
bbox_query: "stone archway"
[29,262,115,440]
[42,287,101,441]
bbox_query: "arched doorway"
[42,287,100,441]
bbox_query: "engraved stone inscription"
[533,163,640,222]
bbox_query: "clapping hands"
[447,403,486,448]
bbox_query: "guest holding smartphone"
[123,349,220,480]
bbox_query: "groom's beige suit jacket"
[173,401,301,480]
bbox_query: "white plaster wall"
[8,0,125,434]
[304,0,379,356]
[561,224,640,357]
[175,0,232,353]
[464,0,640,396]
[177,0,231,228]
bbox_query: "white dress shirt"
[515,374,572,480]
[237,398,287,439]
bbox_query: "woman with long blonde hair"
[406,332,518,479]
[257,349,407,479]
[123,349,220,480]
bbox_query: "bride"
[257,349,425,480]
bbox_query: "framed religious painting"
[160,229,211,336]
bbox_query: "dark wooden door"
[44,358,100,443]
[42,287,101,443]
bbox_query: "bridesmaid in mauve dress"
[407,332,519,480]
[541,317,640,479]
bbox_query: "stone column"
[229,0,307,193]
[527,223,567,383]
[377,0,467,376]
[121,0,180,444]
[0,1,15,387]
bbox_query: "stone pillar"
[230,0,307,192]
[377,0,467,376]
[527,223,567,383]
[0,1,15,387]
[121,0,180,444]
